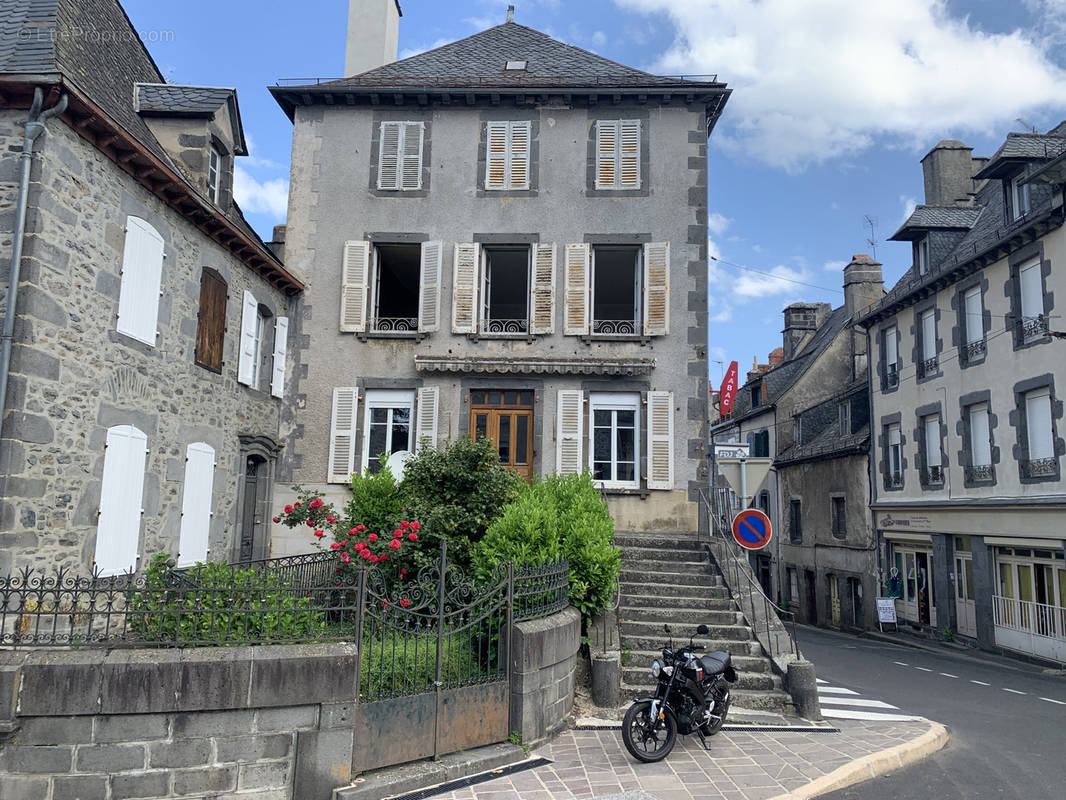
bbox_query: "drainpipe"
[0,87,68,469]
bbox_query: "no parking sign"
[731,509,773,551]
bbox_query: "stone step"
[620,635,761,656]
[620,620,753,640]
[621,667,782,692]
[619,558,711,575]
[615,532,702,547]
[620,571,720,588]
[625,651,772,672]
[619,607,741,625]
[618,591,730,608]
[619,684,794,714]
[616,543,707,560]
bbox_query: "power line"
[710,255,844,295]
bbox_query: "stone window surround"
[582,233,653,343]
[206,132,233,210]
[910,298,942,384]
[458,378,546,480]
[368,109,433,199]
[194,267,227,374]
[788,497,802,544]
[1008,373,1064,485]
[1004,240,1053,351]
[914,401,947,491]
[348,379,425,477]
[476,109,539,198]
[585,108,651,198]
[877,321,902,393]
[956,389,1000,488]
[233,434,281,564]
[950,273,992,370]
[829,493,846,540]
[583,379,652,497]
[879,411,905,493]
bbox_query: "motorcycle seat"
[700,650,732,676]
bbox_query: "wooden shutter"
[642,242,670,336]
[116,216,164,346]
[509,121,531,189]
[340,240,370,332]
[415,386,439,452]
[194,269,227,372]
[237,290,258,386]
[400,122,424,190]
[328,388,359,484]
[620,119,640,188]
[94,425,148,577]
[596,120,618,188]
[563,243,590,335]
[270,316,289,398]
[647,391,674,490]
[452,243,480,333]
[557,389,584,475]
[377,122,401,190]
[418,240,442,332]
[530,243,556,334]
[177,442,215,567]
[486,121,509,189]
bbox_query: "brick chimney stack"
[921,140,977,206]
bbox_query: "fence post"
[433,538,448,761]
[354,567,366,702]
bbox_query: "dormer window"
[915,237,929,276]
[504,60,527,71]
[208,145,221,204]
[1010,173,1030,220]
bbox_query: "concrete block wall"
[508,606,581,744]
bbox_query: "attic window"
[505,60,528,71]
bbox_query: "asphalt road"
[797,626,1066,800]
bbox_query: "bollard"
[787,660,821,720]
[591,651,621,708]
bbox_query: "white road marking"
[817,678,828,684]
[893,661,909,666]
[1040,697,1066,705]
[939,673,958,678]
[817,686,859,695]
[914,667,933,672]
[818,708,924,722]
[817,696,898,709]
[971,680,991,686]
[1003,688,1026,695]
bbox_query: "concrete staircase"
[616,532,794,714]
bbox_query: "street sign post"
[717,457,772,508]
[731,509,773,551]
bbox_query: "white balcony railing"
[992,595,1066,663]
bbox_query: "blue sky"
[123,0,1066,389]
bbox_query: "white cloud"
[823,259,847,272]
[900,194,918,224]
[707,211,732,235]
[615,0,1066,169]
[591,30,608,47]
[233,165,289,219]
[710,308,733,323]
[242,135,281,171]
[732,264,813,299]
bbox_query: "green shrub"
[360,629,484,699]
[344,459,404,536]
[473,480,562,581]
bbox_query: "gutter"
[0,87,68,478]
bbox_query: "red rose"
[355,541,367,550]
[408,532,418,542]
[389,539,401,550]
[306,519,315,527]
[400,569,407,577]
[329,542,341,550]
[400,520,410,531]
[284,505,294,514]
[314,530,325,538]
[348,528,358,536]
[369,555,379,563]
[393,529,403,539]
[340,540,348,546]
[379,554,389,562]
[360,550,371,560]
[355,524,366,533]
[325,515,336,524]
[309,498,323,509]
[368,533,378,543]
[294,502,301,508]
[410,521,420,531]
[272,516,281,524]
[340,552,351,563]
[380,598,389,607]
[400,598,410,608]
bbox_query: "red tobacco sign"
[719,361,739,416]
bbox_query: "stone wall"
[508,605,581,745]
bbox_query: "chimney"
[767,348,784,367]
[781,302,831,360]
[267,224,287,261]
[345,0,402,78]
[920,140,976,206]
[842,254,883,319]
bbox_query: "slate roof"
[889,205,983,241]
[776,424,869,466]
[136,84,234,115]
[974,132,1066,179]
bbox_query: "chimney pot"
[507,5,515,22]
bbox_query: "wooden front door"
[470,390,534,482]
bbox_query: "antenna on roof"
[863,215,878,260]
[507,5,515,22]
[1016,118,1037,134]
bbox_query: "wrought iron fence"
[514,558,569,621]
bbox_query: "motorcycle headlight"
[650,659,662,679]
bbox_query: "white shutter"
[452,243,480,333]
[509,121,531,189]
[400,122,424,190]
[340,240,370,333]
[418,240,442,332]
[970,404,991,466]
[885,325,898,366]
[647,391,674,490]
[377,122,401,190]
[177,442,215,568]
[530,243,556,335]
[116,216,164,346]
[921,310,936,361]
[556,389,583,475]
[270,316,289,398]
[1026,389,1054,460]
[1019,261,1043,319]
[237,290,258,386]
[643,242,670,336]
[94,425,148,577]
[328,388,359,484]
[415,386,439,452]
[563,243,590,335]
[619,119,640,188]
[595,120,618,189]
[964,287,982,344]
[485,122,508,189]
[924,417,941,468]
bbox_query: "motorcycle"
[621,623,738,762]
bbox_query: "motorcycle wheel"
[621,700,677,763]
[699,694,730,737]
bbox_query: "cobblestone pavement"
[428,720,934,800]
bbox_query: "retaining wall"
[508,605,581,745]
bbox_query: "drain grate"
[385,758,553,800]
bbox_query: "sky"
[122,0,1066,389]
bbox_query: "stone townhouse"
[0,0,303,575]
[269,4,730,548]
[860,132,1066,663]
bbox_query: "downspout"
[0,87,68,477]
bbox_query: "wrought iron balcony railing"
[886,471,903,489]
[1022,457,1058,478]
[592,319,638,335]
[483,318,529,334]
[917,357,939,379]
[922,465,944,485]
[965,464,994,482]
[371,317,418,332]
[962,339,986,363]
[1020,314,1049,342]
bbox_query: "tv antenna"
[1016,118,1037,134]
[863,215,878,259]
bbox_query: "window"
[94,425,148,577]
[1018,259,1047,342]
[838,402,850,436]
[194,268,227,373]
[589,393,640,488]
[341,240,442,334]
[177,442,215,567]
[830,496,846,539]
[208,146,221,203]
[747,430,770,458]
[453,242,554,335]
[922,414,943,485]
[592,245,640,334]
[1011,173,1030,220]
[485,121,530,190]
[882,324,898,388]
[377,121,424,191]
[562,241,668,337]
[918,308,937,378]
[595,119,641,190]
[915,237,929,276]
[504,60,527,71]
[482,246,530,333]
[371,244,421,331]
[789,499,802,543]
[471,390,535,482]
[750,384,762,408]
[966,402,993,482]
[238,292,284,393]
[886,423,902,488]
[1023,387,1056,477]
[116,215,164,346]
[270,316,289,399]
[962,285,985,362]
[793,419,801,446]
[363,389,414,474]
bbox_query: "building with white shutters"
[270,5,729,542]
[859,130,1066,664]
[0,0,301,573]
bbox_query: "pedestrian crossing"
[816,679,924,722]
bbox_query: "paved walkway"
[427,719,944,800]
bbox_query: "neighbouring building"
[0,0,302,574]
[860,131,1066,664]
[269,3,729,548]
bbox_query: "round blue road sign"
[731,509,773,551]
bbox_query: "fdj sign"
[731,509,773,551]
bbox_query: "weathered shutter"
[418,240,442,332]
[530,243,556,334]
[237,290,258,386]
[556,389,584,475]
[596,120,618,189]
[270,316,289,398]
[340,240,370,332]
[509,121,531,189]
[400,122,424,190]
[620,119,641,188]
[563,243,590,335]
[647,390,674,490]
[1026,389,1054,460]
[94,425,148,577]
[451,243,480,333]
[485,121,509,189]
[642,242,670,336]
[177,442,215,567]
[194,269,227,371]
[328,388,359,484]
[415,386,439,452]
[116,216,164,346]
[377,122,401,190]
